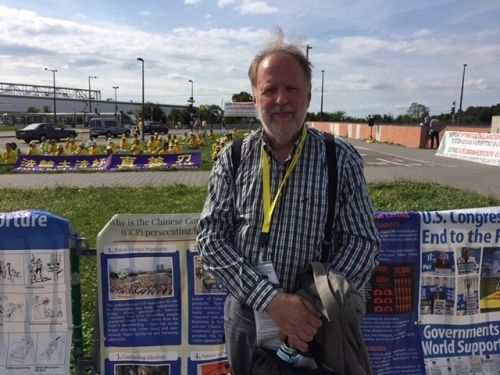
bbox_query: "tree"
[168,108,182,124]
[232,91,253,102]
[139,102,166,122]
[26,106,40,113]
[43,105,51,113]
[407,102,429,118]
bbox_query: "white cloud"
[236,0,278,15]
[139,10,150,16]
[218,0,237,7]
[184,0,202,5]
[412,29,431,38]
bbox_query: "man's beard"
[257,105,308,148]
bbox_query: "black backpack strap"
[321,133,337,263]
[231,138,243,177]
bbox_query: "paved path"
[1,138,499,200]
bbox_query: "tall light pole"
[112,86,119,115]
[137,58,145,136]
[458,64,467,123]
[44,68,57,124]
[306,44,312,61]
[188,79,194,106]
[88,75,97,124]
[320,69,325,121]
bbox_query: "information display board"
[97,214,228,375]
[0,210,73,375]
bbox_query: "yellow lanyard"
[261,126,308,235]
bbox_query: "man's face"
[253,52,311,148]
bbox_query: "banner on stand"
[0,210,73,375]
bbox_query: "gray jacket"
[297,262,372,375]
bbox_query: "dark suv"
[144,121,168,135]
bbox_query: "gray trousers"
[224,294,256,375]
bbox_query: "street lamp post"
[44,68,57,124]
[137,58,145,140]
[320,69,325,121]
[458,64,467,123]
[188,79,194,106]
[88,76,97,124]
[306,44,312,61]
[112,86,119,115]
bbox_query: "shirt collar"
[260,125,306,163]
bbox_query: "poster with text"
[0,210,73,375]
[97,214,227,375]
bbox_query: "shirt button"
[273,218,278,224]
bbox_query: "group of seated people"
[2,128,242,165]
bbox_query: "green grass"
[0,182,498,366]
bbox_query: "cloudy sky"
[1,0,499,117]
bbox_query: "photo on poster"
[193,256,227,295]
[7,333,36,366]
[422,250,455,275]
[456,247,481,275]
[108,256,173,301]
[26,253,65,285]
[456,275,479,316]
[420,275,455,316]
[35,332,66,365]
[0,293,25,323]
[114,363,170,375]
[197,360,231,375]
[0,254,24,285]
[480,247,500,313]
[29,293,66,322]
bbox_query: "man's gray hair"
[248,27,312,88]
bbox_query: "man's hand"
[265,292,322,353]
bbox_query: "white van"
[89,118,131,138]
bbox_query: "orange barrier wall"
[308,122,491,148]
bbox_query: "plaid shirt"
[197,126,380,313]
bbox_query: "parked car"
[89,118,131,138]
[15,123,78,143]
[144,121,169,135]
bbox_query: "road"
[1,130,499,200]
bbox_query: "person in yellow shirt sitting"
[73,142,88,156]
[1,143,18,164]
[55,144,66,156]
[180,132,189,144]
[25,140,41,156]
[146,135,158,154]
[187,133,198,149]
[64,137,78,154]
[88,141,100,156]
[119,133,129,152]
[130,138,143,155]
[105,138,116,153]
[47,139,58,155]
[173,139,182,153]
[158,142,169,155]
[196,134,205,147]
[154,133,163,150]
